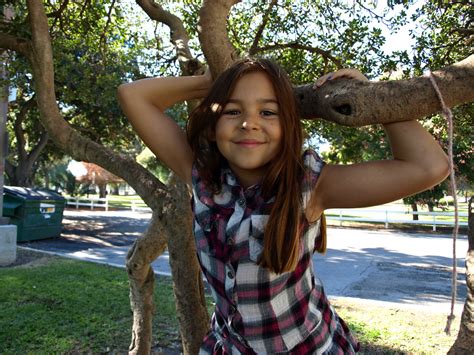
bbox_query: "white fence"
[66,197,109,211]
[325,208,468,231]
[66,197,467,231]
[65,197,152,212]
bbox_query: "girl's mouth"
[234,139,264,148]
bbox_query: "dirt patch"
[0,248,58,268]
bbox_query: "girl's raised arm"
[117,72,212,184]
[307,70,450,220]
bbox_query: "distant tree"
[403,183,447,220]
[75,162,123,198]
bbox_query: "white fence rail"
[66,197,109,211]
[66,197,467,231]
[65,197,152,212]
[325,208,468,231]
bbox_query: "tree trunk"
[98,183,107,199]
[21,2,209,354]
[127,211,167,355]
[162,176,210,354]
[411,203,419,221]
[126,178,209,355]
[448,196,474,354]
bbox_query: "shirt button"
[227,271,234,279]
[227,238,234,245]
[238,198,246,207]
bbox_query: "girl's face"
[214,71,282,187]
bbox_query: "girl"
[118,59,449,354]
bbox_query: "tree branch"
[13,97,36,161]
[248,0,277,56]
[25,0,167,209]
[295,55,474,126]
[0,32,30,57]
[451,28,474,36]
[253,42,343,69]
[27,130,49,171]
[136,0,199,75]
[98,0,116,51]
[4,159,14,180]
[48,0,69,32]
[198,0,242,77]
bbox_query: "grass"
[332,299,459,354]
[0,250,462,354]
[0,251,179,354]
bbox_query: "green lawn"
[0,251,460,354]
[0,254,178,353]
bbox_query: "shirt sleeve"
[302,149,325,209]
[302,149,327,254]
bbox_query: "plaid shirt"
[192,150,359,354]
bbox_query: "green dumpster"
[3,186,66,242]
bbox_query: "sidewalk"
[20,209,468,314]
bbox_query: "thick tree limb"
[127,211,168,355]
[24,0,166,209]
[160,176,210,355]
[13,97,36,161]
[0,32,30,58]
[448,197,474,354]
[136,2,211,353]
[252,42,342,69]
[199,0,241,76]
[295,55,474,126]
[27,130,49,171]
[136,0,199,75]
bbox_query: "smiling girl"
[118,59,449,354]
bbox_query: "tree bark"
[127,211,167,355]
[22,1,209,354]
[196,0,474,126]
[198,0,241,77]
[295,55,474,126]
[448,196,474,354]
[411,203,419,221]
[161,176,210,354]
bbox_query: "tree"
[448,196,474,354]
[74,162,124,198]
[4,95,49,186]
[1,1,473,353]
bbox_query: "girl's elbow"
[117,83,132,104]
[426,153,450,186]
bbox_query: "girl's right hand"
[313,68,368,89]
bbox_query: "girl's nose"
[241,114,259,130]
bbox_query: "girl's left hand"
[313,68,368,89]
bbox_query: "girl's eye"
[261,110,278,117]
[223,109,240,116]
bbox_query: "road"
[21,209,468,313]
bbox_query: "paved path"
[21,209,468,313]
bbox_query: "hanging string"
[427,70,459,335]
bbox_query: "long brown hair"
[187,58,305,274]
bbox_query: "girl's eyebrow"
[227,98,278,104]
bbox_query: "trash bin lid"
[3,186,65,201]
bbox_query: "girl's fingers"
[313,73,334,89]
[313,69,368,89]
